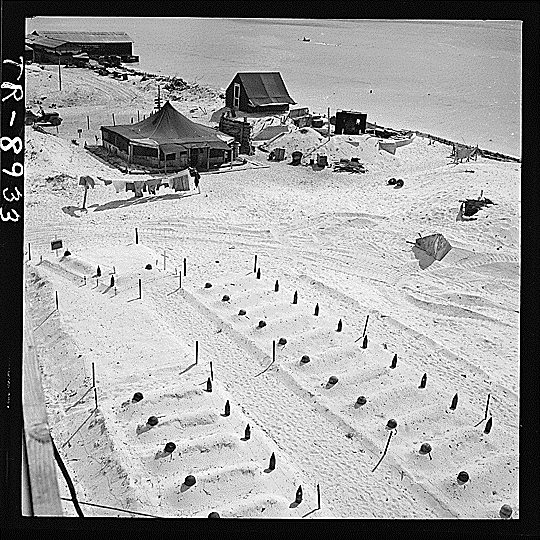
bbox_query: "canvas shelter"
[415,233,452,261]
[225,72,296,114]
[100,101,233,171]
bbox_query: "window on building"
[233,83,240,108]
[133,145,158,157]
[209,148,224,158]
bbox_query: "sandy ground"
[24,63,520,519]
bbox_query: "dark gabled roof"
[235,72,295,107]
[25,35,80,50]
[33,30,134,43]
[101,101,230,149]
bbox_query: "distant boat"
[379,132,416,154]
[302,37,310,42]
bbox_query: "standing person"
[190,167,201,193]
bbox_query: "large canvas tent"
[100,101,233,171]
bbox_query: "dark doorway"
[190,148,199,168]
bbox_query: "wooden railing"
[22,286,63,516]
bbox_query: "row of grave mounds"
[189,267,517,517]
[108,359,323,517]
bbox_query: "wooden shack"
[335,110,368,135]
[225,72,295,114]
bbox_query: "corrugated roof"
[35,30,134,43]
[236,72,295,107]
[101,102,231,150]
[25,35,79,50]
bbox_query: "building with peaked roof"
[225,72,295,114]
[100,101,233,172]
[25,34,82,64]
[29,30,134,58]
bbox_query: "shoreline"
[118,64,520,162]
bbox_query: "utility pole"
[58,56,62,91]
[154,84,161,111]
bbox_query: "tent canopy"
[415,233,452,261]
[102,101,231,150]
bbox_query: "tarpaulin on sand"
[415,233,452,261]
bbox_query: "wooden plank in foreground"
[22,290,63,516]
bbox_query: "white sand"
[25,64,519,519]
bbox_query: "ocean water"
[27,17,522,157]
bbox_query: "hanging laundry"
[133,181,145,198]
[112,180,126,193]
[146,178,160,195]
[79,175,95,188]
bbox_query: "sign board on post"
[51,239,63,257]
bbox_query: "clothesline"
[97,168,197,197]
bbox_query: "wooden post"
[327,107,331,136]
[274,280,279,292]
[295,486,303,504]
[82,184,88,210]
[55,291,59,310]
[314,303,319,316]
[179,272,182,289]
[91,362,98,408]
[210,361,214,381]
[112,113,116,126]
[317,483,321,509]
[269,452,276,471]
[28,243,31,261]
[138,279,142,299]
[336,319,342,332]
[273,340,276,364]
[254,254,258,273]
[224,400,230,416]
[183,258,187,277]
[58,57,62,91]
[87,115,90,130]
[206,377,212,392]
[137,110,140,121]
[484,393,491,419]
[371,431,393,472]
[22,312,64,516]
[293,291,298,304]
[362,314,370,336]
[162,249,168,271]
[256,268,261,279]
[195,341,199,365]
[450,393,458,410]
[135,228,139,244]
